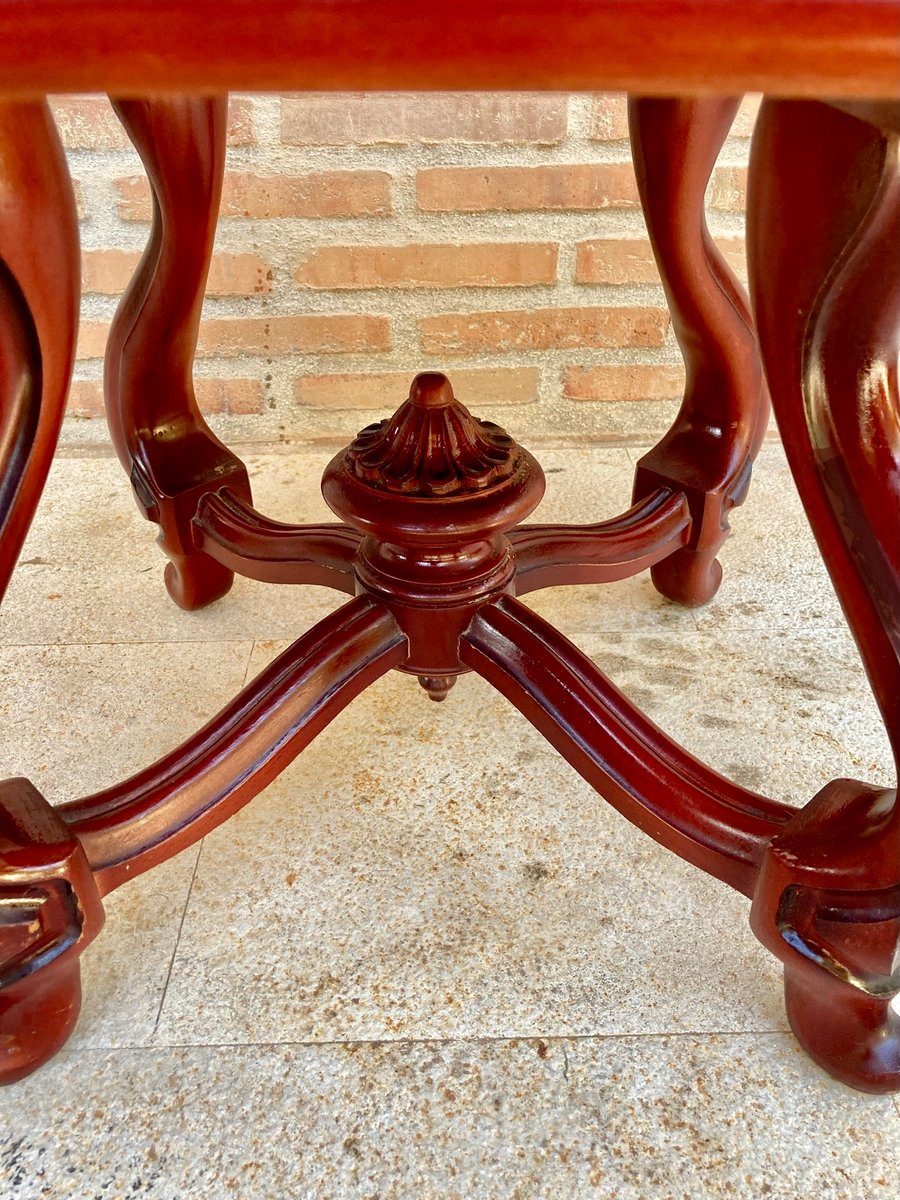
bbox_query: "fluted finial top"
[407,372,456,410]
[345,372,520,497]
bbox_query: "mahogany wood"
[509,489,691,594]
[193,489,360,592]
[61,597,405,894]
[0,4,898,1098]
[461,595,793,897]
[747,99,900,1093]
[105,97,252,610]
[628,97,768,606]
[0,1,896,98]
[0,102,79,604]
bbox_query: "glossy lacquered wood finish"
[105,96,251,610]
[629,97,768,606]
[0,9,898,1097]
[747,99,900,1093]
[462,595,793,897]
[0,1,896,97]
[0,102,79,604]
[62,598,405,894]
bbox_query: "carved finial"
[417,674,457,702]
[346,372,518,497]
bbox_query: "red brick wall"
[54,92,758,444]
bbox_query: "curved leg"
[105,96,251,610]
[0,101,85,1084]
[1,597,404,1083]
[0,101,79,601]
[64,597,405,893]
[461,595,792,897]
[747,99,900,1093]
[628,96,768,606]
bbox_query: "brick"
[115,171,392,221]
[282,93,566,146]
[589,96,630,141]
[576,240,659,286]
[114,177,152,221]
[218,172,392,220]
[194,378,264,415]
[419,307,669,354]
[66,377,262,417]
[417,164,639,213]
[82,250,273,296]
[51,96,129,150]
[294,243,558,290]
[196,314,391,357]
[66,380,104,417]
[72,180,86,221]
[227,96,255,146]
[81,249,139,294]
[563,365,685,403]
[295,367,540,410]
[575,237,746,286]
[715,237,748,279]
[78,315,389,361]
[52,95,255,150]
[710,166,748,212]
[76,321,109,360]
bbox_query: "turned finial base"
[322,373,545,680]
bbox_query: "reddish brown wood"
[509,489,691,594]
[0,109,83,1083]
[192,489,360,593]
[0,101,79,603]
[62,598,405,893]
[0,1,896,97]
[0,6,898,1098]
[629,96,768,605]
[747,99,900,1092]
[105,97,251,610]
[462,595,793,896]
[0,778,104,1085]
[323,372,546,688]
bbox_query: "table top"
[0,0,897,99]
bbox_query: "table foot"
[628,96,768,606]
[748,98,900,1090]
[0,779,104,1085]
[105,97,251,610]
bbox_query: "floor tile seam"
[0,636,258,647]
[693,620,851,631]
[240,641,258,689]
[103,1027,790,1057]
[150,841,207,1040]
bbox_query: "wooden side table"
[0,1,898,1094]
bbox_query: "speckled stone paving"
[1,442,898,1199]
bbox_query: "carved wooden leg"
[0,101,89,1084]
[1,597,404,1083]
[0,102,79,602]
[747,99,900,1092]
[629,97,768,606]
[105,97,251,610]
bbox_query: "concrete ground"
[1,440,898,1198]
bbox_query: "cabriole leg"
[747,99,900,1093]
[628,97,768,606]
[0,100,90,1084]
[105,97,251,610]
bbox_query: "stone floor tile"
[2,1034,898,1200]
[0,640,251,1047]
